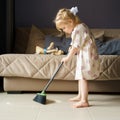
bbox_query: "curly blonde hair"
[54,8,80,31]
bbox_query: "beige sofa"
[0,25,120,93]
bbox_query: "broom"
[33,62,63,104]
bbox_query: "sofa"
[0,25,120,93]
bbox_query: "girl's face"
[58,20,75,34]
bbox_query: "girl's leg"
[69,80,81,101]
[73,79,89,108]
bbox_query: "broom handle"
[42,62,63,92]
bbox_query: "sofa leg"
[7,91,22,94]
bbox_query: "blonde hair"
[54,8,80,31]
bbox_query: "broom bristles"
[33,93,46,104]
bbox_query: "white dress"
[71,23,101,80]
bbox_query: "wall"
[15,0,120,28]
[0,0,6,54]
[0,0,6,91]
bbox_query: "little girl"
[54,7,101,108]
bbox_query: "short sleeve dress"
[71,23,101,80]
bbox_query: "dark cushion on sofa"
[96,38,120,55]
[45,35,71,54]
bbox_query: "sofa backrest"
[14,26,120,54]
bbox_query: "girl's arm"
[61,46,78,63]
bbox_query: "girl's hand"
[61,56,69,63]
[61,46,78,63]
[68,46,72,52]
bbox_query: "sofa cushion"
[0,54,120,81]
[91,30,104,40]
[25,25,45,54]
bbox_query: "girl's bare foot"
[69,96,81,102]
[72,101,89,108]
